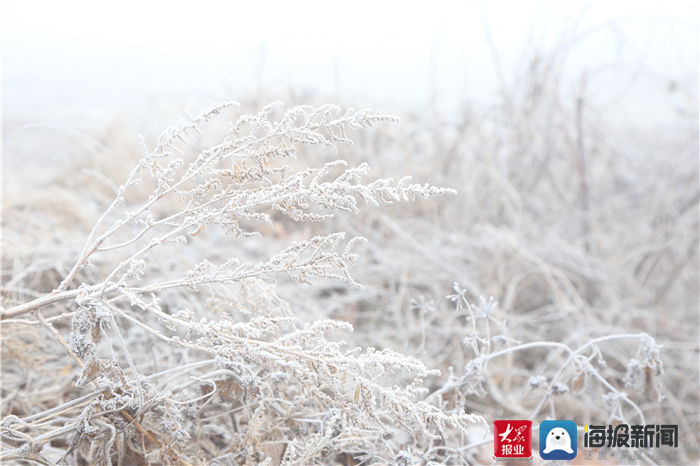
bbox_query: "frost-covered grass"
[1,66,698,465]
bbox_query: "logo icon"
[494,420,532,458]
[539,420,577,460]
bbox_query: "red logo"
[494,420,532,458]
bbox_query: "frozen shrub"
[0,103,481,464]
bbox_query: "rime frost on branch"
[0,102,474,465]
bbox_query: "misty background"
[3,0,697,131]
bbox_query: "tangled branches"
[1,103,475,464]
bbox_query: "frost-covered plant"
[0,103,481,464]
[2,49,697,465]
